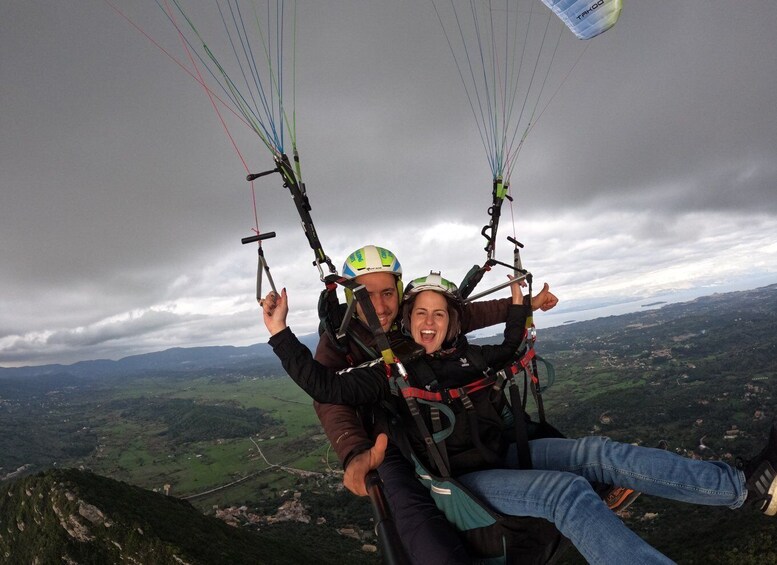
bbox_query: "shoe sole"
[766,475,777,517]
[752,462,777,516]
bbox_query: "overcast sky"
[2,1,776,368]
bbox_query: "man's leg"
[378,444,472,565]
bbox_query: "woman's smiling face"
[409,290,450,354]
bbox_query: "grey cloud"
[45,309,187,348]
[2,1,777,366]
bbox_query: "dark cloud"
[2,1,777,366]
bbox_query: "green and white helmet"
[341,245,402,280]
[402,272,459,301]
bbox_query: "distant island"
[641,301,666,307]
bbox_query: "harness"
[383,330,551,477]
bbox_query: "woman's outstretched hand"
[262,288,289,335]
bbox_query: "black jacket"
[268,303,529,476]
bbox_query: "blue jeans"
[457,436,747,565]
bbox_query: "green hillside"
[0,468,374,564]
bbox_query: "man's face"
[409,291,449,354]
[354,271,400,331]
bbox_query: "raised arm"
[461,280,558,333]
[477,278,553,369]
[263,290,387,406]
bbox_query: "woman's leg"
[529,436,747,508]
[457,466,674,564]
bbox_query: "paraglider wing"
[540,0,622,40]
[430,0,623,287]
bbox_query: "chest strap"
[396,347,536,404]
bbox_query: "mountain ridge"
[4,283,776,379]
[0,334,320,380]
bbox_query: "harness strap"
[387,364,452,477]
[508,381,533,470]
[399,375,497,403]
[429,405,450,468]
[461,393,503,465]
[526,364,545,424]
[398,347,535,404]
[317,282,347,352]
[515,347,536,369]
[512,362,529,411]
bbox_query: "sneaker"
[742,423,777,516]
[605,440,667,515]
[605,487,641,515]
